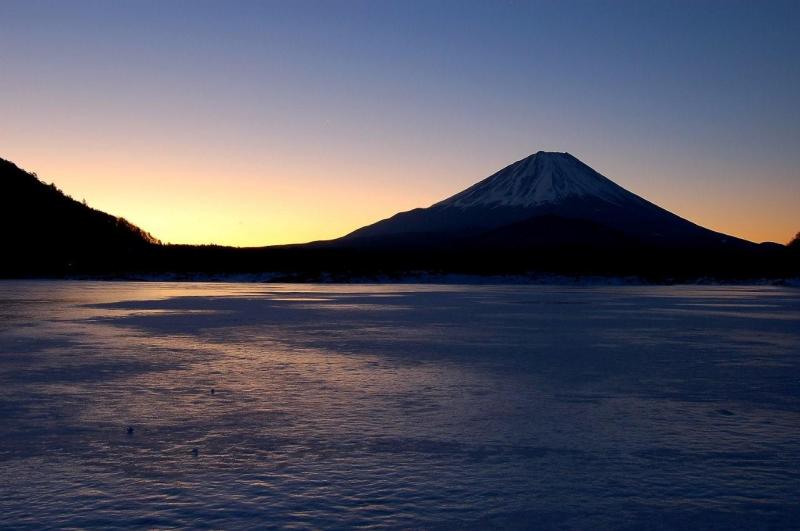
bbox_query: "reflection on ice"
[0,281,799,528]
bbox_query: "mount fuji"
[337,151,751,250]
[5,150,789,280]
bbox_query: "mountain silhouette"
[1,153,794,280]
[1,157,157,276]
[339,151,751,250]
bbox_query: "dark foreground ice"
[1,281,798,529]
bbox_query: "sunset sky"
[1,0,798,246]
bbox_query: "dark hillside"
[0,158,158,276]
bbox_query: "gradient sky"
[1,0,798,246]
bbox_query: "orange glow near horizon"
[6,149,450,247]
[7,148,798,247]
[2,1,798,248]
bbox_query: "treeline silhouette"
[1,157,798,282]
[1,158,157,276]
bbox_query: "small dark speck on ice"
[192,448,199,457]
[211,388,215,395]
[716,409,735,416]
[126,426,134,435]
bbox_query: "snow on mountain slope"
[336,150,751,249]
[436,152,640,209]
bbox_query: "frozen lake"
[1,281,799,529]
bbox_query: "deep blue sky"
[1,0,798,244]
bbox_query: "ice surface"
[1,281,799,528]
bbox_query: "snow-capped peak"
[436,151,635,209]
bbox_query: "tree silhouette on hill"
[1,157,158,275]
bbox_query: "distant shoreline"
[4,273,799,287]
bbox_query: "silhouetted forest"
[1,158,157,276]
[1,157,798,282]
